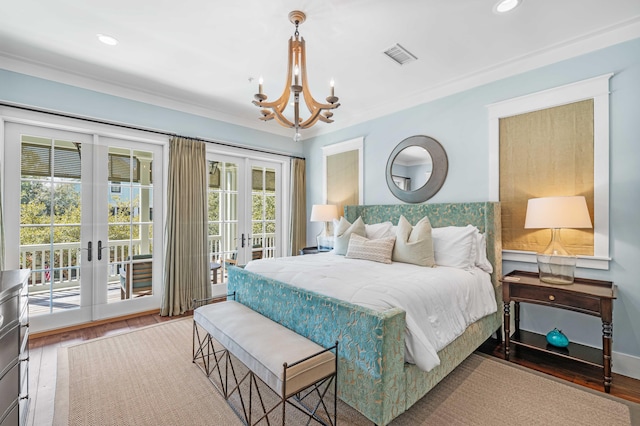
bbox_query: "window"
[488,74,612,269]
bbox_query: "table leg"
[603,321,613,393]
[514,301,520,334]
[503,301,510,360]
[210,263,220,285]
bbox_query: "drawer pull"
[0,314,3,327]
[549,295,556,301]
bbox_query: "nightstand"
[501,270,617,393]
[299,246,319,255]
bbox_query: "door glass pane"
[251,166,276,259]
[108,148,154,302]
[207,160,239,284]
[20,136,83,316]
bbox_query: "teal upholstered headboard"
[344,202,502,289]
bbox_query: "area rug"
[54,318,639,425]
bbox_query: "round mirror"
[386,135,448,203]
[390,146,432,191]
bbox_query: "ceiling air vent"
[383,43,417,66]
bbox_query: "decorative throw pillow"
[365,221,394,240]
[345,234,395,264]
[474,231,493,273]
[431,225,478,269]
[392,215,435,267]
[333,216,366,255]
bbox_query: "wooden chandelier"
[253,11,340,141]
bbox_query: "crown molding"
[2,18,639,142]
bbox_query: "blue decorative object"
[546,328,570,348]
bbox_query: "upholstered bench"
[193,299,338,425]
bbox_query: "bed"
[227,202,502,425]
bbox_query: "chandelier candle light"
[524,196,593,285]
[253,10,340,142]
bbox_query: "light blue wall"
[0,69,297,155]
[1,38,639,366]
[304,37,640,362]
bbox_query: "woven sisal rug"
[54,318,638,425]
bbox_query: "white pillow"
[392,215,435,267]
[333,216,366,255]
[365,221,394,240]
[474,232,493,273]
[431,225,478,269]
[345,234,395,264]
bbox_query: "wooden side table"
[501,270,617,393]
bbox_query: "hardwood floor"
[476,338,640,404]
[27,313,640,425]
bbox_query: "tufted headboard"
[343,202,502,291]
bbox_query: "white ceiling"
[1,0,639,140]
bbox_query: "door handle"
[241,234,246,248]
[86,241,92,262]
[97,240,107,261]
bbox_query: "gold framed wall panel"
[499,99,594,255]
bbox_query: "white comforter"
[244,253,497,372]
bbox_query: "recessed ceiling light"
[494,0,521,14]
[97,34,119,46]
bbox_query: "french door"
[4,121,164,332]
[206,154,282,285]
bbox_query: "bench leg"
[290,376,337,425]
[193,324,339,426]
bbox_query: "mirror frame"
[385,135,448,203]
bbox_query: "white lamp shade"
[524,196,592,229]
[310,204,339,222]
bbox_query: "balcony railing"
[20,233,276,293]
[19,239,145,293]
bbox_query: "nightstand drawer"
[510,285,601,315]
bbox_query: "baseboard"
[211,283,228,297]
[29,309,162,339]
[613,350,640,380]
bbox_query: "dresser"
[0,270,30,426]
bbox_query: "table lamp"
[524,196,592,284]
[310,204,339,251]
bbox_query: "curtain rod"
[0,101,305,160]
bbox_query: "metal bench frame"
[192,295,339,426]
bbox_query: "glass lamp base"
[536,253,577,285]
[316,233,334,252]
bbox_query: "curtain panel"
[161,137,211,316]
[289,158,306,255]
[0,171,4,269]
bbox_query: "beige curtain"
[161,137,211,316]
[289,158,307,255]
[0,171,4,269]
